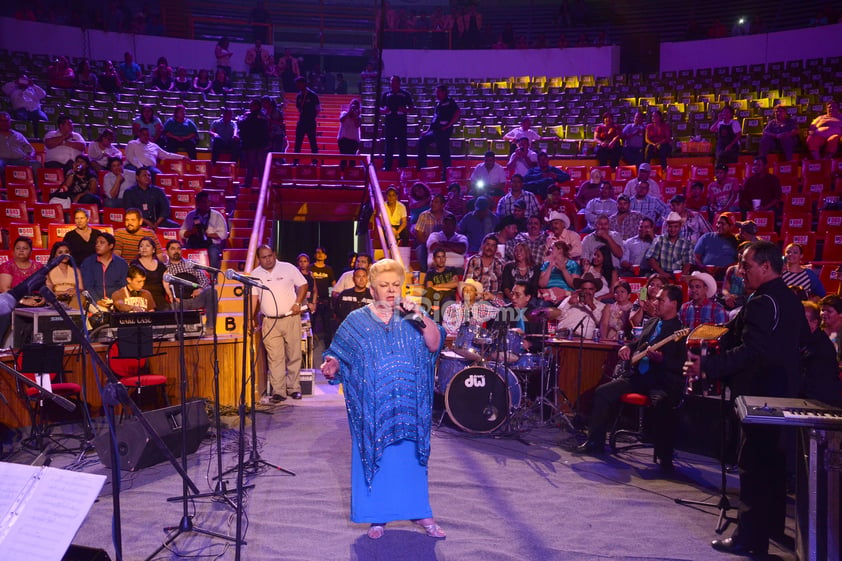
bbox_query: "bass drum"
[444,363,521,433]
[435,351,473,394]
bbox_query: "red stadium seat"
[155,173,180,192]
[8,222,43,248]
[102,207,126,229]
[781,211,812,232]
[187,160,211,178]
[783,231,817,261]
[614,165,637,183]
[32,202,66,229]
[0,200,29,222]
[171,189,196,207]
[160,159,185,176]
[181,173,205,191]
[823,232,842,263]
[70,203,100,224]
[6,182,38,206]
[170,206,192,223]
[817,210,842,235]
[664,164,689,183]
[446,166,469,183]
[689,164,714,183]
[47,223,75,247]
[4,165,34,186]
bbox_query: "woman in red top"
[594,112,621,168]
[0,236,44,306]
[644,110,672,167]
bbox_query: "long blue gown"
[325,306,444,523]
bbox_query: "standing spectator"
[417,84,460,177]
[0,111,39,181]
[125,127,186,174]
[338,99,361,168]
[294,76,320,156]
[102,156,135,208]
[215,37,233,76]
[50,155,100,208]
[162,105,199,160]
[806,100,842,160]
[44,114,85,169]
[594,112,621,168]
[507,136,538,178]
[210,108,241,164]
[711,106,742,166]
[496,174,540,219]
[296,252,319,312]
[380,76,414,171]
[238,98,270,190]
[98,60,122,94]
[63,208,102,265]
[123,168,177,229]
[739,155,782,214]
[644,110,672,167]
[502,116,541,145]
[335,73,348,94]
[310,246,335,345]
[245,40,271,76]
[87,129,122,171]
[759,105,799,162]
[2,74,47,134]
[251,245,308,402]
[278,49,301,93]
[621,111,646,166]
[179,190,229,270]
[133,105,164,143]
[261,96,287,152]
[75,59,98,91]
[118,52,143,84]
[707,163,740,215]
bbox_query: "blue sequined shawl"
[325,306,444,487]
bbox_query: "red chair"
[170,206,192,223]
[726,162,749,182]
[781,211,812,232]
[107,341,169,409]
[446,166,469,183]
[102,207,126,229]
[818,264,840,294]
[47,223,75,247]
[344,167,366,182]
[171,189,196,207]
[783,231,817,261]
[187,159,211,178]
[182,248,210,266]
[156,228,181,249]
[565,165,587,184]
[294,165,318,182]
[745,210,775,232]
[8,222,43,248]
[213,161,237,177]
[70,203,100,224]
[155,173,180,192]
[31,249,50,266]
[319,165,342,185]
[0,200,29,222]
[773,160,799,182]
[615,165,637,183]
[32,202,67,229]
[181,173,205,191]
[661,181,681,202]
[159,159,185,176]
[419,167,441,182]
[664,164,689,184]
[5,164,34,186]
[608,393,653,455]
[37,168,64,201]
[270,164,294,184]
[620,276,648,300]
[209,175,234,193]
[817,210,842,236]
[6,182,38,207]
[399,168,418,183]
[822,232,842,262]
[689,164,714,182]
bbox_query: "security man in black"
[417,84,460,177]
[294,75,320,154]
[380,75,414,171]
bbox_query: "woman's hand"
[321,356,339,379]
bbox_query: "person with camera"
[49,154,101,208]
[179,190,229,270]
[337,98,361,169]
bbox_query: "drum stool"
[608,393,654,458]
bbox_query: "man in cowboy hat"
[541,272,605,340]
[441,277,498,336]
[645,211,694,281]
[679,270,727,329]
[546,209,582,259]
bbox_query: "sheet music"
[0,462,106,561]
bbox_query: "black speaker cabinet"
[94,399,210,471]
[62,545,112,561]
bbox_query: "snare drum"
[436,351,473,394]
[444,362,521,433]
[454,324,492,361]
[512,353,543,372]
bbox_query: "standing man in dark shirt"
[417,84,460,178]
[380,75,413,171]
[334,268,373,324]
[238,98,269,191]
[685,241,809,558]
[294,76,320,156]
[310,246,335,345]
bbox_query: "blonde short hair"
[369,258,405,283]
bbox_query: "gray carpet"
[5,374,796,561]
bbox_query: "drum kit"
[436,322,565,434]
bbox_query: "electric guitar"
[611,328,691,379]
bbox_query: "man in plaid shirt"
[630,181,669,227]
[165,239,218,330]
[645,212,694,281]
[515,215,549,266]
[609,195,644,240]
[463,233,505,299]
[679,271,726,328]
[496,174,541,219]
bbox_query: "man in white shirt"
[541,273,606,340]
[43,114,86,168]
[0,111,39,182]
[622,162,661,200]
[503,116,541,145]
[125,127,187,174]
[103,156,136,208]
[507,136,538,177]
[427,213,468,269]
[250,245,308,403]
[2,74,47,134]
[470,150,507,196]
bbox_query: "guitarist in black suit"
[576,284,686,474]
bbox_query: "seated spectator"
[118,52,143,83]
[621,111,646,166]
[131,236,170,311]
[629,274,666,327]
[124,167,178,229]
[735,220,759,245]
[545,208,581,257]
[173,67,191,93]
[63,208,102,265]
[760,105,799,162]
[679,271,726,328]
[98,60,122,94]
[0,236,45,304]
[132,105,164,143]
[645,212,694,281]
[583,182,618,231]
[710,105,742,165]
[575,168,609,211]
[739,155,782,214]
[501,241,540,301]
[470,151,507,197]
[538,240,581,304]
[684,181,708,213]
[427,213,468,270]
[807,100,842,160]
[413,194,445,273]
[114,208,161,261]
[424,248,461,320]
[594,112,622,168]
[441,278,499,337]
[507,136,538,178]
[192,69,212,95]
[333,254,371,298]
[644,110,672,167]
[515,215,550,266]
[610,194,645,241]
[179,190,229,270]
[50,155,100,208]
[2,74,47,133]
[458,196,499,253]
[149,62,174,91]
[720,258,748,311]
[44,114,86,169]
[670,194,711,244]
[112,265,156,312]
[623,162,661,199]
[544,273,605,339]
[463,233,505,299]
[75,59,98,91]
[820,295,842,355]
[694,214,739,277]
[502,116,541,145]
[165,240,217,329]
[600,280,634,341]
[497,174,540,219]
[782,242,825,300]
[384,186,409,245]
[523,151,570,198]
[621,217,655,275]
[210,108,241,164]
[581,245,617,301]
[102,156,135,208]
[210,69,233,95]
[162,105,199,160]
[707,163,740,215]
[48,56,75,89]
[443,182,469,220]
[494,216,519,261]
[407,182,432,225]
[87,128,122,171]
[582,214,624,269]
[629,180,669,226]
[45,241,83,308]
[0,111,39,181]
[125,127,187,174]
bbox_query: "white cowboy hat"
[690,271,718,299]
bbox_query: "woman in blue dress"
[321,259,447,540]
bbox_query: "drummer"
[442,278,499,337]
[490,281,544,354]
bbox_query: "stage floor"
[2,372,797,561]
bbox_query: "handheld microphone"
[184,259,222,274]
[225,269,266,289]
[398,299,425,331]
[276,304,309,318]
[163,273,200,289]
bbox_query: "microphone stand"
[146,287,235,561]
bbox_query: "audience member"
[334,268,374,324]
[149,62,174,91]
[118,51,143,83]
[494,216,519,261]
[444,182,468,219]
[524,151,570,198]
[162,105,199,160]
[427,213,468,269]
[621,217,655,275]
[760,105,799,162]
[739,155,782,213]
[180,190,229,270]
[622,162,661,199]
[507,136,538,178]
[501,241,540,301]
[45,241,82,308]
[48,56,75,89]
[782,243,825,300]
[81,232,129,307]
[629,179,669,226]
[337,98,361,166]
[123,167,176,228]
[210,108,241,164]
[294,76,320,156]
[685,181,708,213]
[0,111,38,180]
[87,128,122,171]
[679,271,726,328]
[538,240,581,305]
[417,84,460,177]
[575,168,609,211]
[131,236,170,310]
[707,163,740,215]
[112,265,155,312]
[583,182,617,231]
[245,40,271,76]
[102,156,134,208]
[407,182,432,224]
[424,248,461,318]
[262,96,288,152]
[2,74,47,133]
[458,196,499,253]
[502,116,541,145]
[609,195,645,240]
[694,214,739,275]
[74,59,98,91]
[238,98,270,190]
[470,151,506,196]
[132,105,164,143]
[544,273,605,339]
[807,100,841,160]
[711,106,742,165]
[384,186,409,245]
[442,278,498,336]
[63,208,101,265]
[594,112,622,168]
[44,114,85,169]
[413,194,445,271]
[670,194,711,244]
[581,245,617,301]
[644,110,672,167]
[210,69,233,94]
[50,154,100,208]
[192,69,212,95]
[215,37,233,76]
[600,280,634,341]
[0,237,44,300]
[621,111,646,166]
[98,60,122,94]
[581,214,624,269]
[380,75,414,171]
[800,301,842,404]
[645,212,694,281]
[496,174,540,219]
[515,215,549,266]
[114,208,161,261]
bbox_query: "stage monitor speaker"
[94,399,210,471]
[62,545,112,561]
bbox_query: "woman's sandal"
[413,519,446,539]
[367,524,385,539]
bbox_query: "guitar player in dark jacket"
[576,283,686,474]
